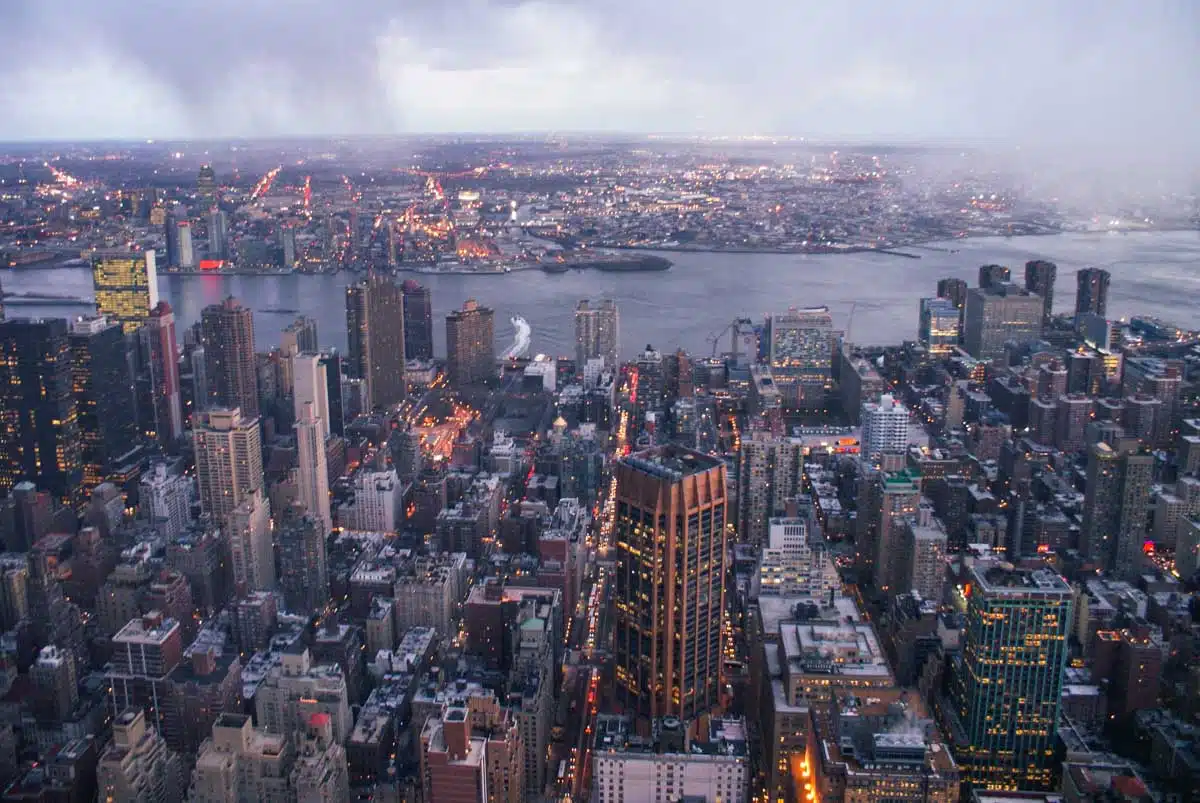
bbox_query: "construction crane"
[707,319,738,358]
[844,301,858,342]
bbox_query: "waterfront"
[4,230,1198,359]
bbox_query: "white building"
[592,716,749,803]
[340,468,404,533]
[97,709,183,803]
[524,353,557,392]
[758,516,839,599]
[293,353,330,440]
[861,394,911,460]
[139,461,193,539]
[255,647,352,744]
[295,402,332,536]
[193,408,263,524]
[228,490,275,592]
[902,507,949,602]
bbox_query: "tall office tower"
[769,306,836,408]
[1024,259,1057,327]
[320,351,344,437]
[977,263,1011,290]
[293,353,330,439]
[207,208,229,260]
[192,408,263,524]
[141,301,184,447]
[228,490,275,592]
[140,462,192,539]
[282,315,319,355]
[1075,267,1111,321]
[576,298,620,370]
[918,297,961,354]
[200,297,258,418]
[98,708,184,803]
[401,280,434,361]
[445,298,496,387]
[295,402,332,536]
[901,509,948,602]
[91,248,159,333]
[1081,440,1154,575]
[345,274,406,409]
[197,164,217,206]
[613,445,728,726]
[279,223,297,268]
[937,277,969,309]
[963,285,1044,360]
[165,216,195,269]
[870,469,921,593]
[948,563,1072,791]
[276,510,329,614]
[1055,393,1093,452]
[737,431,803,545]
[68,317,138,494]
[0,319,81,503]
[165,214,182,266]
[860,394,911,460]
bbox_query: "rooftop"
[622,444,723,479]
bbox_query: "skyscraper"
[1075,268,1111,321]
[295,401,332,537]
[937,277,968,339]
[446,298,495,387]
[320,351,344,437]
[575,298,620,370]
[208,208,229,261]
[613,445,727,726]
[282,316,319,355]
[192,408,263,524]
[91,248,159,334]
[279,223,297,268]
[0,319,81,504]
[737,431,803,546]
[276,511,329,615]
[200,297,258,418]
[1024,259,1057,327]
[293,353,330,440]
[141,301,184,447]
[768,306,836,408]
[860,394,911,459]
[401,280,434,361]
[948,563,1072,791]
[1081,439,1154,575]
[197,164,217,206]
[345,274,406,410]
[68,317,138,494]
[166,215,195,269]
[963,285,1044,360]
[977,263,1011,290]
[918,297,961,354]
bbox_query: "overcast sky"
[1,1,1197,159]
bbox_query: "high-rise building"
[419,693,525,803]
[1081,440,1154,575]
[1024,259,1057,327]
[228,489,275,593]
[192,408,263,524]
[737,431,803,545]
[900,507,948,602]
[1055,393,1093,452]
[0,319,82,503]
[446,298,496,387]
[918,297,961,354]
[165,215,195,269]
[276,511,329,615]
[401,280,434,361]
[295,401,332,536]
[255,647,351,742]
[279,223,298,269]
[963,285,1044,360]
[947,563,1072,791]
[140,462,192,540]
[282,315,319,356]
[141,301,184,447]
[97,708,184,803]
[613,445,727,726]
[861,394,911,460]
[768,306,836,408]
[869,469,922,593]
[109,612,185,734]
[197,164,217,206]
[758,514,839,599]
[208,208,229,261]
[293,353,330,440]
[977,263,1011,290]
[91,249,159,333]
[69,316,138,495]
[320,350,344,437]
[200,297,258,417]
[937,277,969,309]
[345,274,406,410]
[576,298,620,370]
[1075,267,1111,321]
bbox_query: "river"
[3,230,1198,359]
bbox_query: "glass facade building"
[91,249,159,334]
[918,297,962,354]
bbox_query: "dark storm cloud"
[0,0,1197,179]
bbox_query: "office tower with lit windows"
[768,306,836,408]
[68,317,138,494]
[1081,439,1154,576]
[1024,259,1057,328]
[401,280,434,361]
[576,298,620,370]
[977,264,1011,290]
[0,319,81,504]
[947,563,1071,791]
[1075,267,1111,321]
[446,298,496,387]
[937,277,968,338]
[345,274,406,409]
[91,248,159,333]
[197,164,217,205]
[918,297,961,354]
[963,285,1044,360]
[295,402,332,536]
[141,301,184,447]
[613,445,728,727]
[192,408,263,524]
[200,296,258,418]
